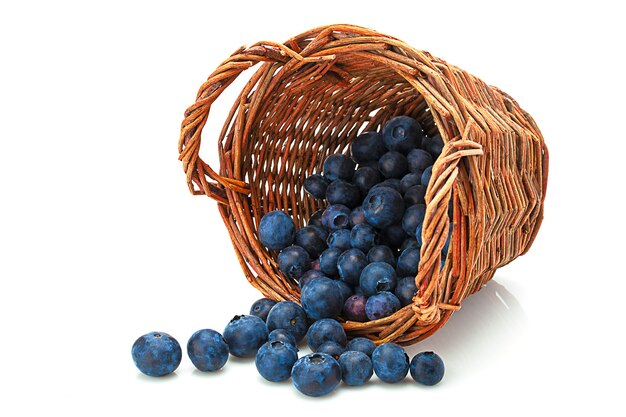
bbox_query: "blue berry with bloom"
[258,210,295,251]
[187,329,229,372]
[292,353,342,397]
[131,331,182,377]
[410,351,445,386]
[372,342,409,383]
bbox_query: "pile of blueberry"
[259,115,449,323]
[132,298,445,396]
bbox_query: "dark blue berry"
[268,328,298,347]
[397,247,421,277]
[321,204,351,231]
[399,237,420,252]
[337,248,368,286]
[421,166,433,187]
[382,116,423,153]
[308,209,324,227]
[292,353,342,397]
[298,269,325,289]
[372,343,409,383]
[317,341,345,360]
[370,178,402,194]
[378,223,407,251]
[350,223,378,252]
[266,301,309,343]
[349,206,366,227]
[327,229,351,251]
[360,262,397,296]
[250,298,277,322]
[367,245,396,267]
[301,277,343,320]
[278,245,310,280]
[334,279,353,303]
[402,204,426,236]
[350,131,386,163]
[407,149,434,174]
[378,151,409,179]
[395,276,418,306]
[258,210,295,251]
[339,351,373,386]
[223,315,268,358]
[306,318,347,350]
[131,332,182,377]
[363,187,404,228]
[357,160,380,170]
[422,134,444,158]
[187,329,229,372]
[400,172,422,193]
[319,247,342,277]
[294,226,327,258]
[255,341,299,382]
[410,351,445,386]
[324,154,356,181]
[404,185,426,206]
[352,166,382,194]
[326,179,361,208]
[342,294,368,322]
[365,292,401,320]
[303,174,330,199]
[346,337,376,357]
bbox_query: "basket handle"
[178,39,339,204]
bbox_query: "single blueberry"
[327,229,352,251]
[266,301,309,343]
[301,277,344,320]
[131,331,182,377]
[360,262,397,296]
[308,209,324,227]
[363,187,404,229]
[326,179,361,208]
[400,172,422,193]
[397,247,421,277]
[258,210,295,251]
[299,269,325,289]
[402,204,426,236]
[255,341,299,382]
[357,160,380,170]
[378,151,409,179]
[365,292,401,321]
[404,185,426,207]
[309,224,329,241]
[337,248,368,286]
[410,351,445,386]
[350,131,386,163]
[378,223,408,251]
[324,153,356,181]
[268,328,298,347]
[319,247,343,277]
[292,353,342,397]
[349,206,366,227]
[350,223,378,252]
[342,294,368,322]
[321,204,351,231]
[399,237,420,252]
[317,341,345,360]
[278,245,311,280]
[249,298,277,322]
[306,318,347,351]
[223,315,269,358]
[372,343,410,383]
[346,337,376,357]
[303,174,330,199]
[407,149,434,174]
[352,166,382,194]
[422,134,444,158]
[334,279,353,303]
[382,116,423,153]
[294,226,327,259]
[395,276,418,306]
[367,245,397,267]
[421,166,433,187]
[339,351,373,386]
[187,329,229,372]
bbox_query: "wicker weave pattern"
[179,24,548,345]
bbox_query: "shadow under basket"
[179,24,549,346]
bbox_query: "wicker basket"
[178,24,549,345]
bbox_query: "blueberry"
[301,277,343,320]
[372,343,410,383]
[317,341,345,360]
[321,204,351,231]
[255,341,299,382]
[268,328,298,347]
[327,229,352,251]
[303,174,330,199]
[365,292,401,320]
[378,223,408,251]
[334,279,353,303]
[402,204,426,236]
[383,116,423,153]
[278,245,311,280]
[357,160,380,170]
[399,237,420,252]
[404,185,426,207]
[326,179,361,208]
[395,277,418,306]
[249,298,277,322]
[266,301,309,343]
[306,318,347,350]
[309,224,329,241]
[410,351,445,386]
[187,329,229,372]
[363,187,404,229]
[407,149,434,174]
[415,223,423,246]
[258,210,295,251]
[342,294,368,322]
[422,134,444,158]
[292,353,342,397]
[352,166,382,194]
[131,332,182,377]
[346,337,376,357]
[308,209,324,227]
[421,166,433,187]
[349,206,366,227]
[350,131,386,163]
[324,153,356,181]
[294,226,327,258]
[350,223,378,252]
[337,248,368,286]
[370,178,402,194]
[397,247,421,277]
[360,262,397,296]
[299,269,325,288]
[378,151,409,179]
[367,245,396,267]
[319,247,342,277]
[309,258,321,272]
[223,315,269,358]
[339,351,373,386]
[400,172,422,193]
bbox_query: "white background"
[1,0,624,415]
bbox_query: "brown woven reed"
[179,24,549,345]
